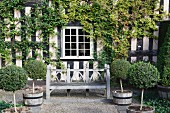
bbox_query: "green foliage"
[157,24,170,86]
[0,100,23,113]
[0,65,27,92]
[128,62,160,89]
[161,67,170,86]
[66,0,164,59]
[143,92,170,113]
[24,60,46,80]
[110,59,131,80]
[0,101,13,112]
[90,48,115,68]
[0,0,165,65]
[145,99,170,113]
[0,0,68,66]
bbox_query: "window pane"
[78,29,83,35]
[79,36,84,42]
[71,29,76,35]
[85,50,90,56]
[85,37,90,42]
[85,43,90,49]
[71,50,76,56]
[79,43,84,49]
[71,36,76,42]
[65,50,70,56]
[65,29,70,35]
[85,31,89,35]
[79,50,84,56]
[65,43,70,49]
[65,36,70,42]
[71,43,76,49]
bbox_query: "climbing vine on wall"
[66,0,164,59]
[0,0,165,66]
[0,0,68,66]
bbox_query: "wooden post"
[86,64,89,83]
[67,89,71,96]
[67,64,70,83]
[85,64,89,96]
[104,64,107,79]
[46,65,51,100]
[106,64,110,99]
[104,64,107,96]
[86,89,89,96]
[67,64,71,96]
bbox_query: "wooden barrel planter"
[112,90,133,105]
[127,105,155,113]
[1,107,31,113]
[23,92,43,107]
[157,85,170,100]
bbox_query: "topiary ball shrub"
[128,61,160,89]
[24,60,47,80]
[110,59,131,80]
[110,59,131,92]
[23,60,46,93]
[128,61,160,111]
[0,65,27,92]
[0,65,28,112]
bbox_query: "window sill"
[60,56,94,60]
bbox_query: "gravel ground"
[40,97,118,113]
[0,88,119,113]
[0,81,139,113]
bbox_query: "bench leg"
[104,89,106,97]
[46,89,50,100]
[67,89,71,96]
[106,86,110,99]
[86,89,89,96]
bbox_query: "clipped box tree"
[0,65,28,112]
[23,60,46,106]
[110,59,131,92]
[110,59,132,105]
[23,60,47,93]
[127,62,160,112]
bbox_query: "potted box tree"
[127,61,160,113]
[23,60,46,107]
[157,24,170,100]
[110,59,132,105]
[0,65,30,113]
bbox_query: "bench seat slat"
[50,82,106,89]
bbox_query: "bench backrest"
[46,64,110,83]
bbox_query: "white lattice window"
[61,26,93,59]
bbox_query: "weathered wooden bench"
[46,64,110,100]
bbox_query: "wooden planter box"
[23,91,43,107]
[112,90,132,105]
[157,85,170,100]
[1,107,31,113]
[127,105,155,113]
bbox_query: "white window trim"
[60,26,94,59]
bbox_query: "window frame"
[61,26,94,59]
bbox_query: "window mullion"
[76,28,78,57]
[63,29,65,57]
[70,34,71,56]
